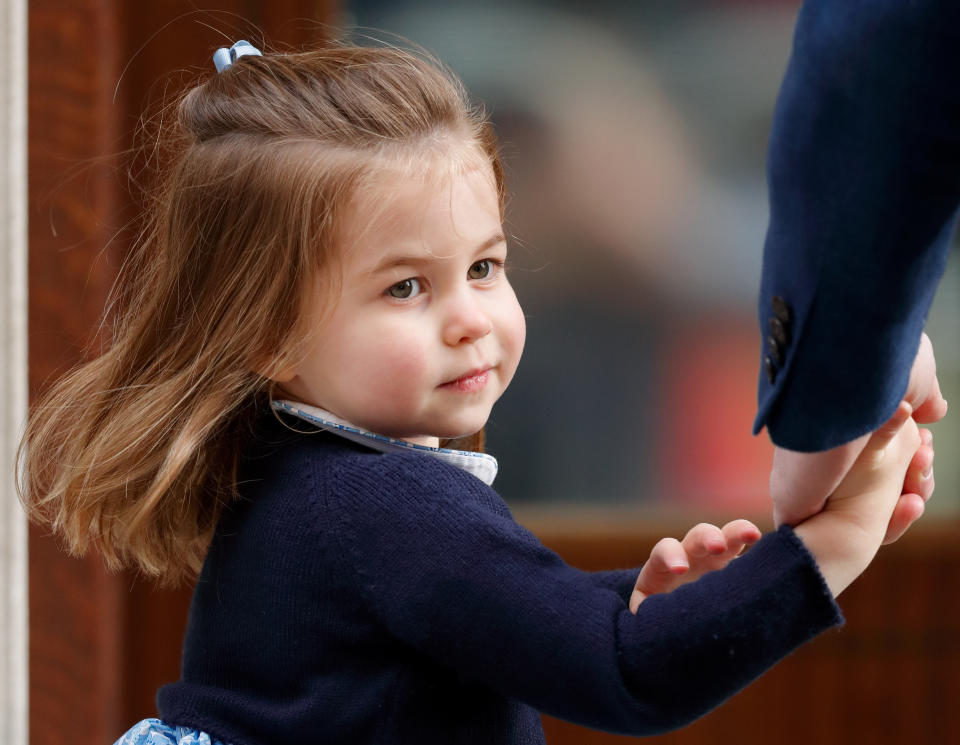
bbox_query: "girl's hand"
[883,425,935,545]
[629,520,762,613]
[770,333,945,530]
[822,402,921,542]
[793,402,921,598]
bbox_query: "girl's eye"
[387,277,421,299]
[468,260,497,280]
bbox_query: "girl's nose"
[442,292,493,346]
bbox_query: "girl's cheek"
[366,335,428,389]
[503,294,527,361]
[515,306,527,353]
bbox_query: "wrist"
[792,510,880,598]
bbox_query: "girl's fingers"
[885,428,933,545]
[634,538,687,592]
[631,537,689,613]
[902,438,934,501]
[648,537,690,574]
[682,521,760,572]
[631,520,762,613]
[882,493,926,545]
[720,519,762,556]
[680,523,727,559]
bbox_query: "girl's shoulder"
[328,445,507,517]
[241,411,510,522]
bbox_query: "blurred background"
[21,1,960,744]
[342,0,960,521]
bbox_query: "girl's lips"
[440,368,491,392]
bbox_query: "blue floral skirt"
[112,718,230,745]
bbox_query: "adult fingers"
[912,374,948,423]
[770,438,868,527]
[862,402,915,462]
[908,334,948,424]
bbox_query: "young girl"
[19,40,934,745]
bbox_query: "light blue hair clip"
[212,40,262,73]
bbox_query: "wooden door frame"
[1,0,28,741]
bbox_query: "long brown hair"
[17,41,506,585]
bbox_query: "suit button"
[764,355,776,383]
[771,296,793,324]
[768,336,784,366]
[769,317,790,346]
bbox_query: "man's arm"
[755,0,959,452]
[756,0,957,527]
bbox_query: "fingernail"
[922,467,933,479]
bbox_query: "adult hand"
[769,333,944,530]
[906,333,948,423]
[770,434,869,528]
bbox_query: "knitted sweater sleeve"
[325,452,842,736]
[585,568,639,604]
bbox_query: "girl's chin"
[404,428,483,448]
[400,434,442,447]
[382,410,492,446]
[438,421,488,440]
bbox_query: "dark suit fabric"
[755,0,960,451]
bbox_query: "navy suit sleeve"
[755,0,960,451]
[328,454,842,737]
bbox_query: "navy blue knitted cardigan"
[157,409,842,744]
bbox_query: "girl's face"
[276,161,526,447]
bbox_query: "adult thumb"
[906,333,948,423]
[864,401,913,455]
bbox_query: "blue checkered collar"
[271,399,499,486]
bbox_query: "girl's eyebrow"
[368,232,506,275]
